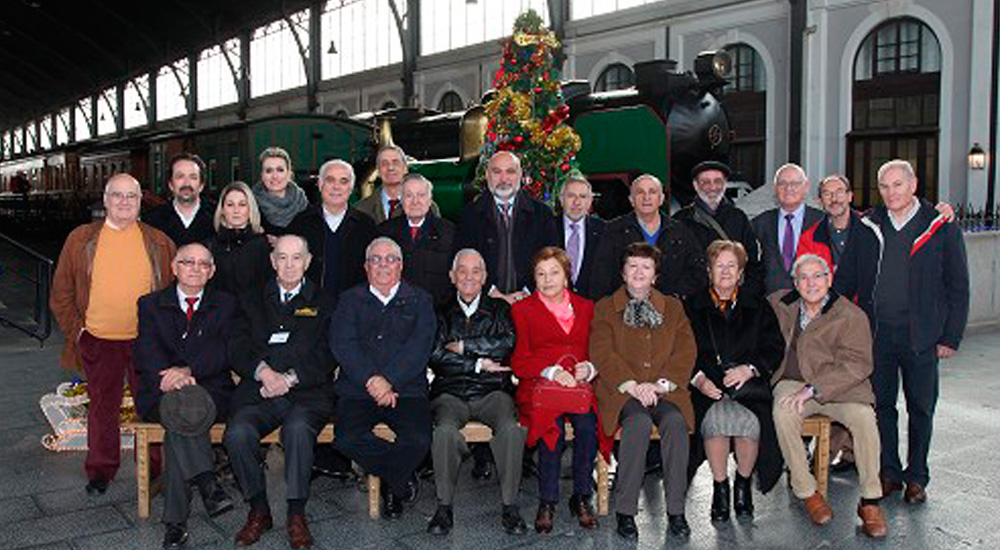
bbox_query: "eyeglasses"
[177,258,214,270]
[775,180,805,189]
[820,189,848,200]
[366,254,401,266]
[795,271,829,282]
[106,191,140,202]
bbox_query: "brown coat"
[590,287,697,437]
[50,221,176,370]
[768,289,875,405]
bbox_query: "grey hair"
[818,174,850,196]
[560,176,593,197]
[877,159,916,183]
[376,144,408,163]
[271,234,311,258]
[402,173,434,193]
[630,173,663,190]
[174,242,214,263]
[450,248,487,273]
[104,173,141,193]
[319,159,356,186]
[792,254,830,279]
[365,236,402,260]
[773,163,807,185]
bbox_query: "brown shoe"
[235,511,273,547]
[857,503,888,538]
[881,477,904,497]
[286,514,313,549]
[535,502,555,534]
[904,482,927,504]
[803,492,833,526]
[568,494,598,529]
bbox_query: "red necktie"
[410,226,419,241]
[388,199,401,218]
[185,297,198,322]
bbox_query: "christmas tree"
[476,9,583,206]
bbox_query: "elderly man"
[288,159,377,301]
[769,254,887,538]
[50,173,176,494]
[835,159,969,504]
[330,237,436,519]
[134,243,236,548]
[592,173,704,300]
[145,153,216,245]
[674,160,765,298]
[456,151,558,304]
[224,235,336,549]
[556,176,605,300]
[378,173,455,308]
[425,248,527,535]
[355,144,440,223]
[751,163,824,293]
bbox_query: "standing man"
[50,173,176,495]
[751,163,824,293]
[145,153,216,245]
[224,235,336,549]
[674,160,765,299]
[426,248,527,535]
[592,174,704,300]
[835,159,969,504]
[134,243,236,548]
[378,174,456,308]
[556,176,605,300]
[355,145,440,223]
[330,237,436,519]
[456,151,558,304]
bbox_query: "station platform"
[1,325,998,550]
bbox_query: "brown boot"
[235,511,273,547]
[803,492,833,526]
[857,503,888,538]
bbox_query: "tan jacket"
[590,287,697,437]
[768,289,875,405]
[49,221,176,370]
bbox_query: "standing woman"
[206,181,272,296]
[511,247,601,534]
[252,147,309,236]
[590,242,697,540]
[685,240,785,523]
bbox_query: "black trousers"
[334,396,431,497]
[162,430,215,524]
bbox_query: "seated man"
[768,254,886,539]
[426,248,527,535]
[134,243,236,548]
[224,235,336,549]
[330,237,436,519]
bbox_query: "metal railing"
[0,231,54,345]
[957,204,1000,232]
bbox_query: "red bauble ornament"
[513,135,524,144]
[487,132,497,141]
[561,163,570,171]
[534,87,542,93]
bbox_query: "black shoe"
[163,523,188,548]
[85,479,109,496]
[616,513,638,539]
[502,505,527,535]
[427,505,453,535]
[402,476,420,504]
[711,479,730,522]
[668,514,691,538]
[472,459,495,481]
[382,492,403,519]
[733,474,754,519]
[199,481,234,518]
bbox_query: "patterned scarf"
[252,181,309,229]
[623,292,663,329]
[709,285,739,315]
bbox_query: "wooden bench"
[802,415,832,498]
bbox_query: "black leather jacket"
[429,295,516,400]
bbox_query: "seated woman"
[685,240,785,522]
[511,246,599,534]
[205,181,273,297]
[252,146,309,237]
[591,242,697,540]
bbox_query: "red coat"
[511,292,609,454]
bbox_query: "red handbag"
[530,354,593,414]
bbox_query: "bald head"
[103,173,142,228]
[486,151,522,201]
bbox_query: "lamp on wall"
[328,40,337,54]
[969,143,986,170]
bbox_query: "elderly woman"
[685,240,785,523]
[591,242,697,540]
[252,146,309,236]
[511,246,600,534]
[205,181,273,297]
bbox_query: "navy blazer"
[751,205,824,293]
[455,190,558,293]
[133,285,236,420]
[555,214,605,300]
[330,281,437,399]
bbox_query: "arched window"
[334,109,349,118]
[848,18,940,207]
[721,44,766,189]
[380,100,397,110]
[437,91,464,113]
[594,63,634,92]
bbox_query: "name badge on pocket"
[268,332,290,344]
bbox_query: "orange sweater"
[84,224,153,340]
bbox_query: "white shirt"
[889,197,921,231]
[494,194,517,217]
[278,280,304,303]
[176,287,204,312]
[458,293,481,318]
[369,282,401,306]
[322,204,347,234]
[173,199,200,229]
[777,203,807,252]
[408,217,426,229]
